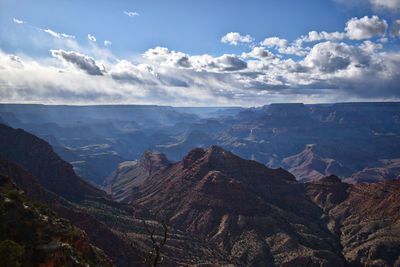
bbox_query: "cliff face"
[282,144,353,182]
[306,177,400,266]
[0,124,106,201]
[218,102,400,182]
[345,158,400,184]
[103,149,171,202]
[129,146,400,266]
[0,172,113,266]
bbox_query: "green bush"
[0,239,25,267]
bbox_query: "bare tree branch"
[125,216,168,266]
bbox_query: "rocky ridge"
[126,146,400,266]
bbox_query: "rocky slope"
[131,146,345,266]
[104,149,171,202]
[0,123,106,200]
[0,154,234,266]
[282,144,352,182]
[128,146,400,266]
[306,176,400,266]
[0,154,142,267]
[0,125,147,266]
[0,124,234,266]
[345,158,400,184]
[2,119,400,266]
[218,102,400,183]
[0,167,113,266]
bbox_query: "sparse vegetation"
[128,218,168,267]
[0,239,25,267]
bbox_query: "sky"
[0,0,400,106]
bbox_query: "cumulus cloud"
[109,60,155,85]
[51,49,104,75]
[88,34,96,42]
[213,54,247,71]
[143,46,191,68]
[0,54,24,69]
[260,37,288,48]
[302,41,385,74]
[390,20,400,37]
[13,18,24,24]
[242,47,274,60]
[300,31,346,42]
[143,46,247,72]
[278,45,309,56]
[221,32,254,45]
[297,16,389,46]
[303,42,352,72]
[259,37,307,56]
[345,16,388,39]
[124,11,140,17]
[104,40,112,46]
[1,21,399,106]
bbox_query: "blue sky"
[0,0,347,56]
[0,0,400,106]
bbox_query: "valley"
[1,102,399,186]
[1,108,400,265]
[2,1,400,265]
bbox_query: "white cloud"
[44,29,75,39]
[124,11,140,17]
[104,40,112,46]
[259,37,311,56]
[242,47,274,60]
[1,13,400,106]
[334,0,400,12]
[44,29,61,39]
[345,16,388,40]
[297,16,389,46]
[370,0,400,9]
[88,34,96,42]
[303,42,352,72]
[300,31,346,42]
[2,39,398,106]
[390,20,400,37]
[13,18,24,24]
[143,46,247,72]
[61,33,75,39]
[221,32,254,46]
[259,37,309,56]
[278,46,309,56]
[378,37,388,42]
[260,37,288,48]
